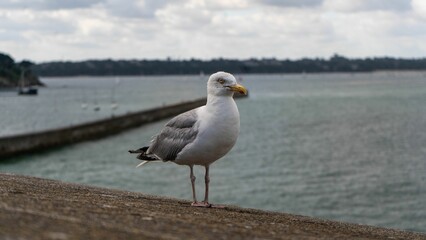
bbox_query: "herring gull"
[129,71,247,207]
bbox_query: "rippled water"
[0,75,206,136]
[1,72,426,232]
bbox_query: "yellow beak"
[228,83,248,95]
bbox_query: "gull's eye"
[218,79,225,84]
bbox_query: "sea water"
[1,72,425,232]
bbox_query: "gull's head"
[207,71,248,97]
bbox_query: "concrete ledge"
[0,173,424,240]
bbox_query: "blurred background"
[1,0,426,233]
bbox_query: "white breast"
[175,97,240,166]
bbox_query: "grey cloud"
[0,0,103,10]
[259,0,411,11]
[323,0,412,12]
[0,13,76,38]
[101,0,175,19]
[41,0,104,10]
[390,21,426,37]
[259,0,323,8]
[0,0,176,19]
[0,30,26,41]
[358,0,411,11]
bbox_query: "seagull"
[129,71,247,207]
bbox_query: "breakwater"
[0,98,207,159]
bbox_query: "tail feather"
[136,161,149,168]
[128,146,149,154]
[129,146,160,168]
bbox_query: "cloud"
[97,0,175,19]
[258,0,411,11]
[259,0,323,8]
[0,9,76,44]
[0,0,426,61]
[41,0,104,10]
[0,0,103,11]
[411,0,426,18]
[322,0,411,12]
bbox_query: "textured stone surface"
[0,173,424,240]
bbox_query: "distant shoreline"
[33,55,426,77]
[36,69,426,79]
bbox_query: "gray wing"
[147,109,199,161]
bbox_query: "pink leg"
[203,166,225,208]
[190,165,212,208]
[189,165,197,204]
[203,165,210,204]
[189,165,224,208]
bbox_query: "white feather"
[136,161,149,168]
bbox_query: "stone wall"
[0,98,207,159]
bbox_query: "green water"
[1,72,426,232]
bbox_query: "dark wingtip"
[137,154,158,161]
[129,146,149,154]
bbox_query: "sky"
[1,0,426,62]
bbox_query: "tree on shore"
[32,54,426,77]
[0,52,43,88]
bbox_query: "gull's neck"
[206,94,236,114]
[207,93,233,106]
